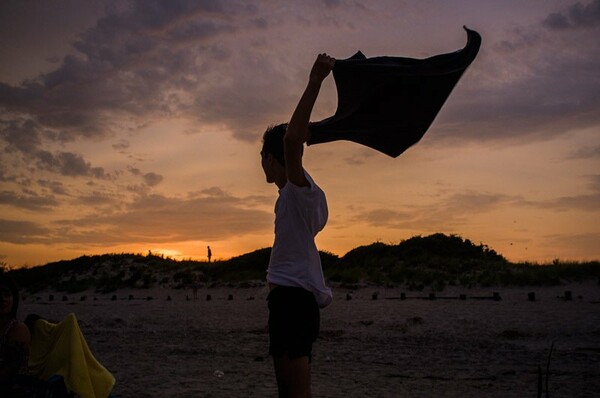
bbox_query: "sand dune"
[21,282,600,397]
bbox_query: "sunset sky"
[1,0,599,267]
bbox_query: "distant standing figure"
[207,246,212,263]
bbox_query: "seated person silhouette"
[0,272,30,396]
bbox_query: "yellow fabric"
[28,313,115,398]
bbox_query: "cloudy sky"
[1,0,599,267]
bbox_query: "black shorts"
[268,285,320,361]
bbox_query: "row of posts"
[360,291,575,301]
[43,291,577,302]
[44,293,236,302]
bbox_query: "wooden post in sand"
[346,293,352,301]
[228,294,233,301]
[400,292,406,300]
[206,294,212,301]
[428,293,436,300]
[372,292,378,300]
[537,365,543,398]
[528,292,536,302]
[493,292,501,301]
[459,294,466,300]
[564,291,572,301]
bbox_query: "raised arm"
[284,53,335,187]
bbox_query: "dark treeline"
[6,233,600,294]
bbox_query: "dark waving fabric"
[307,26,481,158]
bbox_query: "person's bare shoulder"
[7,321,31,345]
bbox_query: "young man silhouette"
[260,53,335,397]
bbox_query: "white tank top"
[267,171,332,308]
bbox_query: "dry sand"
[20,282,600,397]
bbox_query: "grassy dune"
[6,233,600,294]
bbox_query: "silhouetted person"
[0,272,31,395]
[261,53,334,398]
[207,246,212,263]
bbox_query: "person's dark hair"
[262,123,288,167]
[0,272,20,319]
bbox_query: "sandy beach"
[20,282,600,397]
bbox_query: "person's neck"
[275,178,287,190]
[274,170,288,190]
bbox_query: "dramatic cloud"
[0,1,232,141]
[355,186,600,234]
[126,167,163,187]
[517,175,600,212]
[0,118,109,179]
[73,191,121,207]
[0,0,293,146]
[0,191,59,211]
[553,193,600,212]
[196,187,228,197]
[37,180,69,195]
[355,192,518,230]
[0,219,51,244]
[520,193,600,213]
[50,189,272,245]
[0,118,42,153]
[1,1,598,150]
[0,166,17,183]
[0,0,366,148]
[36,151,107,178]
[542,0,600,30]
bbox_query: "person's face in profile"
[260,150,274,184]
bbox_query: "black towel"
[308,26,482,158]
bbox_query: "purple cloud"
[542,0,600,30]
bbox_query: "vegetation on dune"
[328,233,510,288]
[5,234,599,293]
